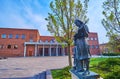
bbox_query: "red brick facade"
[88,33,100,55]
[0,28,39,57]
[40,36,55,42]
[0,28,100,57]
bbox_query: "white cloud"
[0,0,51,36]
[20,1,50,35]
[0,12,34,29]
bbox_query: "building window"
[7,45,11,49]
[29,34,34,42]
[88,45,90,48]
[30,39,33,42]
[1,34,6,38]
[50,40,53,43]
[22,34,25,39]
[39,40,42,42]
[0,45,4,49]
[0,45,2,49]
[50,39,54,43]
[16,34,19,39]
[14,45,18,49]
[96,45,99,49]
[91,45,95,49]
[89,45,92,49]
[94,38,97,40]
[45,40,48,43]
[91,37,94,40]
[8,34,13,39]
[30,34,33,39]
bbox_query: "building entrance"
[28,51,33,56]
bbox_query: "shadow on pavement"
[1,71,46,79]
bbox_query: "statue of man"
[73,19,91,75]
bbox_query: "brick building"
[88,32,100,55]
[99,43,109,53]
[0,28,100,57]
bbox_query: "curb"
[46,70,53,79]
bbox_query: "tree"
[102,0,120,52]
[102,0,120,34]
[45,0,89,66]
[107,33,120,52]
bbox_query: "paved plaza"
[0,56,69,79]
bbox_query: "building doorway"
[44,48,49,56]
[51,48,56,56]
[28,51,33,56]
[58,48,62,56]
[38,48,43,56]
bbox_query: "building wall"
[99,43,108,53]
[40,36,55,42]
[88,32,100,55]
[0,28,100,57]
[40,33,100,55]
[0,28,39,57]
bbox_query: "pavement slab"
[0,56,69,79]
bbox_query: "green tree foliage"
[107,33,120,52]
[45,0,89,66]
[102,0,120,34]
[102,0,120,52]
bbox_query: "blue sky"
[0,0,108,44]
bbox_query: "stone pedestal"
[70,69,100,79]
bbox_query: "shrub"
[102,53,120,56]
[52,66,71,79]
[104,66,120,79]
[92,58,120,79]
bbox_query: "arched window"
[39,40,42,42]
[45,40,48,43]
[14,45,18,49]
[30,39,33,42]
[50,39,54,43]
[0,45,3,49]
[7,45,11,49]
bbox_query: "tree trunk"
[68,44,72,66]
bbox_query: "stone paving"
[0,56,69,79]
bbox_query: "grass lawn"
[51,66,71,79]
[90,57,107,66]
[51,57,119,79]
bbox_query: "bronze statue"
[73,19,91,75]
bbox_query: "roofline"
[40,36,53,37]
[89,32,98,34]
[0,27,38,31]
[99,43,108,45]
